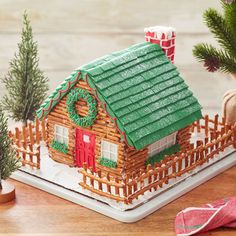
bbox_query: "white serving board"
[11,149,236,223]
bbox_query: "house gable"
[46,79,126,170]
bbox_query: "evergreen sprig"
[0,110,20,189]
[224,1,236,40]
[1,12,48,124]
[193,0,236,73]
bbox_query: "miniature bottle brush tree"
[193,0,236,74]
[1,12,48,125]
[0,109,19,202]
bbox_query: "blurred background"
[1,0,236,118]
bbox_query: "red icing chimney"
[144,26,176,64]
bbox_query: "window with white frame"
[101,140,118,162]
[54,125,69,145]
[148,132,177,157]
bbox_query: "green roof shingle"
[37,42,202,150]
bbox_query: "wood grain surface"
[1,1,236,235]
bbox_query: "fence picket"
[172,159,177,177]
[115,178,119,197]
[35,145,40,169]
[196,120,200,133]
[215,131,220,154]
[184,152,189,168]
[15,128,20,161]
[29,144,33,166]
[22,126,27,166]
[132,172,137,194]
[158,167,163,187]
[97,170,102,191]
[123,178,128,203]
[127,182,132,197]
[89,167,94,188]
[41,119,46,141]
[35,119,40,144]
[106,172,110,194]
[214,114,219,132]
[28,123,34,145]
[10,120,46,169]
[205,115,209,137]
[153,164,159,190]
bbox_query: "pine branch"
[203,8,236,57]
[193,43,236,73]
[0,110,20,188]
[222,0,236,44]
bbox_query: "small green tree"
[1,12,48,125]
[193,0,236,73]
[0,110,19,189]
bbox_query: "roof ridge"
[94,50,164,87]
[103,61,171,99]
[96,54,168,93]
[79,42,153,72]
[85,43,160,78]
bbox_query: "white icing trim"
[144,26,176,39]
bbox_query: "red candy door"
[75,128,96,169]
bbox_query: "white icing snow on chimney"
[144,26,176,64]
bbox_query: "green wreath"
[66,88,97,127]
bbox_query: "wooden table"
[1,1,236,235]
[0,167,236,236]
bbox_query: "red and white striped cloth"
[175,197,236,235]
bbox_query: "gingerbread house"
[36,26,202,179]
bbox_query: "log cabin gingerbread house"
[36,26,202,180]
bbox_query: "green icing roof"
[37,42,202,150]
